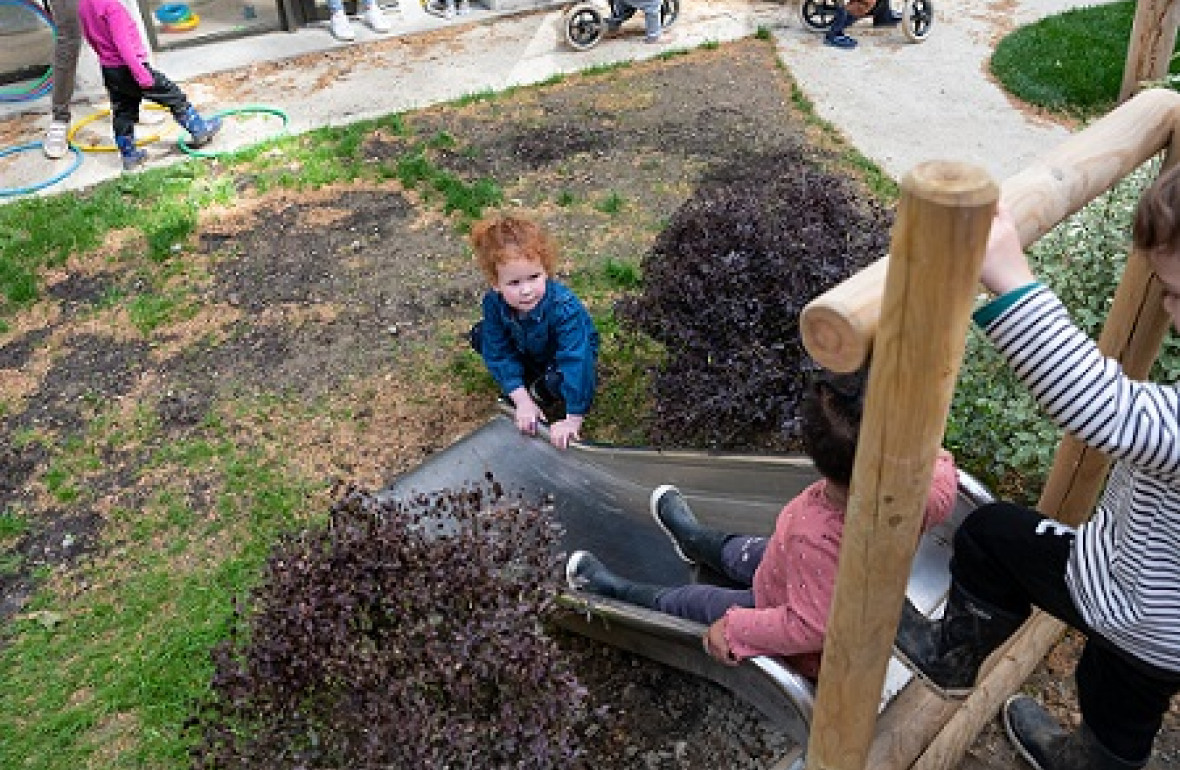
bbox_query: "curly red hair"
[470,215,559,283]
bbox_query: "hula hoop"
[162,12,200,32]
[68,106,167,151]
[177,105,290,158]
[0,141,84,197]
[0,0,56,103]
[154,3,191,23]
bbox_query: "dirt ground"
[2,35,1178,769]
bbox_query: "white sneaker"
[42,121,70,159]
[329,10,356,40]
[362,4,392,32]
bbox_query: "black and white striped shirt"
[983,285,1180,673]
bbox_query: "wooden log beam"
[801,88,1180,374]
[804,162,998,770]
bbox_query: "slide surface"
[381,414,991,746]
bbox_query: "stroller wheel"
[798,0,840,32]
[564,2,607,50]
[659,0,679,29]
[901,0,933,41]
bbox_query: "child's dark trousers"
[654,536,767,623]
[101,64,192,139]
[951,502,1180,762]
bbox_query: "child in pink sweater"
[567,368,958,679]
[77,0,222,170]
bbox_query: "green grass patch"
[991,0,1180,119]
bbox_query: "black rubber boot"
[566,551,664,608]
[1003,695,1148,770]
[893,584,1026,698]
[649,485,731,573]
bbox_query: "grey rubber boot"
[893,583,1026,698]
[649,485,731,573]
[566,551,664,608]
[1003,695,1147,770]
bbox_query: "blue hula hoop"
[0,0,56,104]
[154,3,191,23]
[0,142,84,197]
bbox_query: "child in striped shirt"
[894,174,1180,770]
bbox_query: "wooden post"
[800,88,1180,374]
[804,162,997,770]
[1119,0,1180,103]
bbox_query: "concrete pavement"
[1,0,1088,198]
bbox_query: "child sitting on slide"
[567,367,958,677]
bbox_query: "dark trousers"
[101,65,191,140]
[655,536,766,623]
[952,503,1180,762]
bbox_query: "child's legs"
[1075,639,1180,762]
[46,0,82,123]
[655,584,754,625]
[950,502,1085,628]
[139,66,193,122]
[101,66,142,139]
[622,0,661,36]
[718,535,767,586]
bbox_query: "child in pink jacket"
[77,0,221,170]
[567,367,958,679]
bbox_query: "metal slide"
[380,413,992,749]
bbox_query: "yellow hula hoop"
[68,105,167,152]
[161,12,199,31]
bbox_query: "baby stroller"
[799,0,933,42]
[562,0,680,51]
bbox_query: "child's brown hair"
[470,215,559,283]
[1134,163,1180,256]
[798,367,867,488]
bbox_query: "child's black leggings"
[951,502,1180,763]
[101,64,191,139]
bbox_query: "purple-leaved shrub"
[188,478,584,769]
[618,149,893,449]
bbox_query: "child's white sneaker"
[329,10,356,40]
[42,121,70,159]
[363,4,392,32]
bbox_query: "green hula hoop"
[177,105,289,158]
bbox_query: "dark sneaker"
[873,9,903,25]
[566,551,614,595]
[824,32,858,48]
[650,485,697,563]
[565,550,664,608]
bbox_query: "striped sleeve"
[978,284,1180,672]
[979,286,1180,478]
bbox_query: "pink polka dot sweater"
[723,451,958,678]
